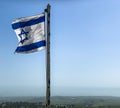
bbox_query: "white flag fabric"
[12,13,46,54]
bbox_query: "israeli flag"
[12,13,46,54]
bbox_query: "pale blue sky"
[0,0,120,96]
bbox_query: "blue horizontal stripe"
[12,15,45,30]
[15,40,46,53]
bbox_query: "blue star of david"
[18,29,29,44]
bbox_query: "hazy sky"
[0,0,120,96]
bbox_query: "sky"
[0,0,120,96]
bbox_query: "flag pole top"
[47,4,51,7]
[45,4,51,12]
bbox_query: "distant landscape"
[1,96,120,108]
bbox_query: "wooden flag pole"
[45,4,51,108]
